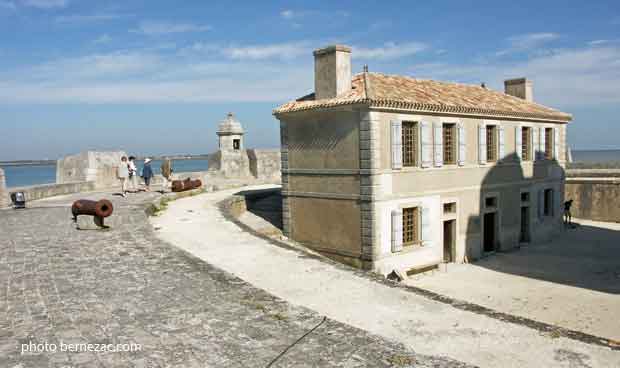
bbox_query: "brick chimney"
[313,45,352,100]
[504,78,533,102]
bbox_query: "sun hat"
[144,158,152,164]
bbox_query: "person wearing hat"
[117,156,129,197]
[160,158,174,193]
[141,158,154,192]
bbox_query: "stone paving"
[0,190,471,368]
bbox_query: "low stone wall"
[0,168,9,208]
[8,181,96,203]
[565,177,620,223]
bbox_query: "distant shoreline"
[0,155,212,167]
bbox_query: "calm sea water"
[1,159,210,189]
[2,150,620,188]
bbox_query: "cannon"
[71,199,114,228]
[171,178,202,193]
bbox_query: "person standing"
[160,158,174,193]
[142,158,154,192]
[564,199,574,226]
[117,156,129,197]
[128,156,138,193]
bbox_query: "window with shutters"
[402,122,418,167]
[443,123,457,165]
[544,189,553,216]
[486,125,498,162]
[522,127,532,161]
[402,207,420,246]
[545,128,553,159]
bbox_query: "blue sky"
[0,0,619,160]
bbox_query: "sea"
[2,150,620,189]
[1,159,210,189]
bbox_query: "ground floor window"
[403,207,419,246]
[544,188,553,216]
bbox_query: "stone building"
[274,45,572,275]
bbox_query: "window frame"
[401,121,419,167]
[442,123,457,165]
[522,127,532,161]
[402,206,420,246]
[486,125,498,162]
[544,127,553,160]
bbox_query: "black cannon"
[171,178,202,193]
[71,199,114,228]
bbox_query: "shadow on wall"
[465,152,620,294]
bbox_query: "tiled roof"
[274,72,572,122]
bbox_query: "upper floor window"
[522,127,532,161]
[545,128,553,159]
[403,206,420,246]
[443,123,457,165]
[486,125,498,162]
[402,121,418,167]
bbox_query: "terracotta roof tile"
[274,72,572,122]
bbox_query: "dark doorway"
[520,206,530,243]
[483,212,496,252]
[443,220,455,262]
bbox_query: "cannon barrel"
[71,199,114,220]
[171,178,202,193]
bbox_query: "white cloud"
[354,42,428,60]
[55,14,130,24]
[0,49,313,104]
[92,34,112,44]
[410,45,620,107]
[589,39,610,46]
[223,42,310,60]
[0,1,16,10]
[496,32,559,56]
[130,21,212,36]
[20,0,67,8]
[280,9,295,19]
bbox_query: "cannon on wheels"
[71,199,114,229]
[171,178,202,193]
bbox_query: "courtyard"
[407,219,620,341]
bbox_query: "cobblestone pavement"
[0,191,471,368]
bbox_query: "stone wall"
[57,151,126,189]
[207,149,280,180]
[565,170,620,222]
[0,168,8,208]
[247,149,281,180]
[10,181,97,202]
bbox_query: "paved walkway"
[153,186,620,368]
[0,190,470,368]
[408,218,620,341]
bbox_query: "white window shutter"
[498,126,506,160]
[478,124,487,164]
[391,209,403,252]
[515,125,523,160]
[554,127,560,160]
[434,123,443,167]
[539,126,546,160]
[421,121,432,168]
[391,120,403,169]
[421,206,431,246]
[538,189,544,219]
[458,123,466,166]
[532,126,539,161]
